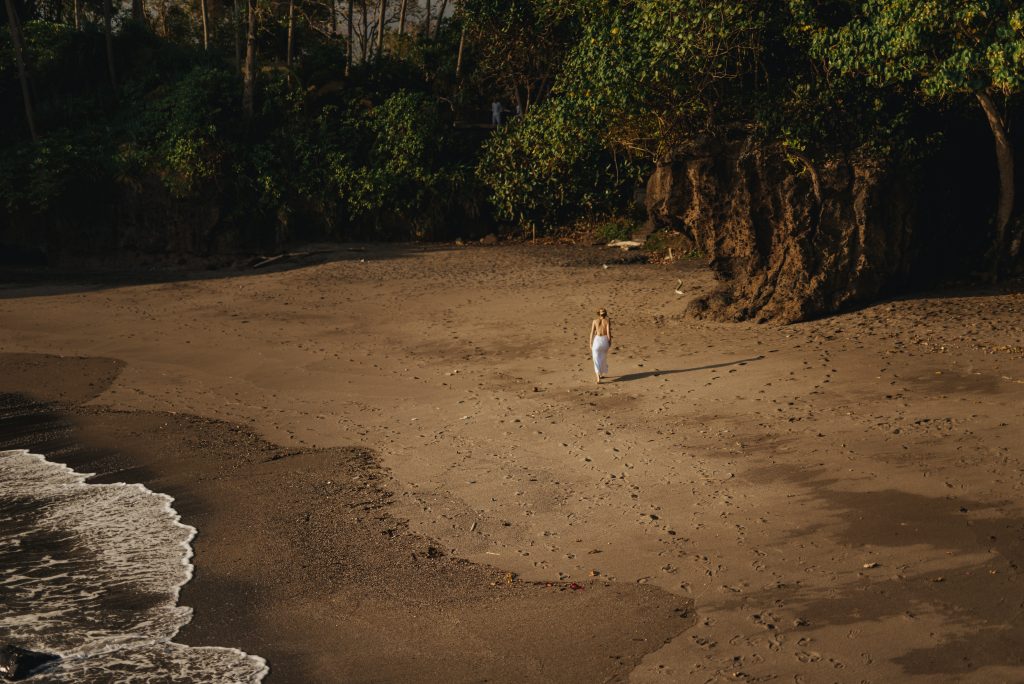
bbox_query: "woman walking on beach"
[590,308,612,384]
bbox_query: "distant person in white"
[589,308,612,384]
[491,100,503,127]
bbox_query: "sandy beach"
[2,243,1023,682]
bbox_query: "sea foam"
[0,449,268,682]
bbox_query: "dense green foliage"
[332,90,481,238]
[794,0,1024,268]
[797,0,1024,97]
[0,8,484,249]
[0,0,1021,268]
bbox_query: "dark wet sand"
[0,353,693,683]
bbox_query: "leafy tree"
[557,0,764,160]
[479,0,765,229]
[794,0,1024,271]
[461,0,576,112]
[332,90,477,237]
[478,94,641,230]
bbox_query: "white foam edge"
[1,448,270,679]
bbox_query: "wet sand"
[1,244,1023,682]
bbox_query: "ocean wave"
[0,449,267,682]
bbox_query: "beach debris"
[470,521,477,532]
[862,562,879,569]
[251,253,291,269]
[251,246,338,268]
[0,645,59,680]
[607,239,643,251]
[674,279,685,295]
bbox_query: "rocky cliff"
[647,140,916,323]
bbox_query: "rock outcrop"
[648,140,915,323]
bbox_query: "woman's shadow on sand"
[613,355,765,382]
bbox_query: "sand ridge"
[1,244,1023,682]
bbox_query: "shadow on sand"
[613,355,765,383]
[722,462,1024,677]
[0,243,440,300]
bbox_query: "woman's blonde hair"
[597,308,608,318]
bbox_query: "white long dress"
[592,335,610,376]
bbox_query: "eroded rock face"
[648,140,915,323]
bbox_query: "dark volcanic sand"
[2,245,1023,682]
[0,353,694,683]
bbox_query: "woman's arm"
[607,320,612,346]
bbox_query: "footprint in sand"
[795,651,821,664]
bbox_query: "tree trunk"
[344,0,352,73]
[233,0,241,71]
[131,0,144,22]
[455,23,465,78]
[360,0,368,62]
[200,0,209,48]
[73,0,80,28]
[243,0,256,117]
[374,0,385,57]
[424,0,430,38]
[331,0,337,35]
[102,0,117,90]
[286,0,294,79]
[434,0,446,38]
[976,90,1016,270]
[397,0,406,37]
[3,0,37,142]
[345,0,353,75]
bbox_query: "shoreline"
[0,355,694,683]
